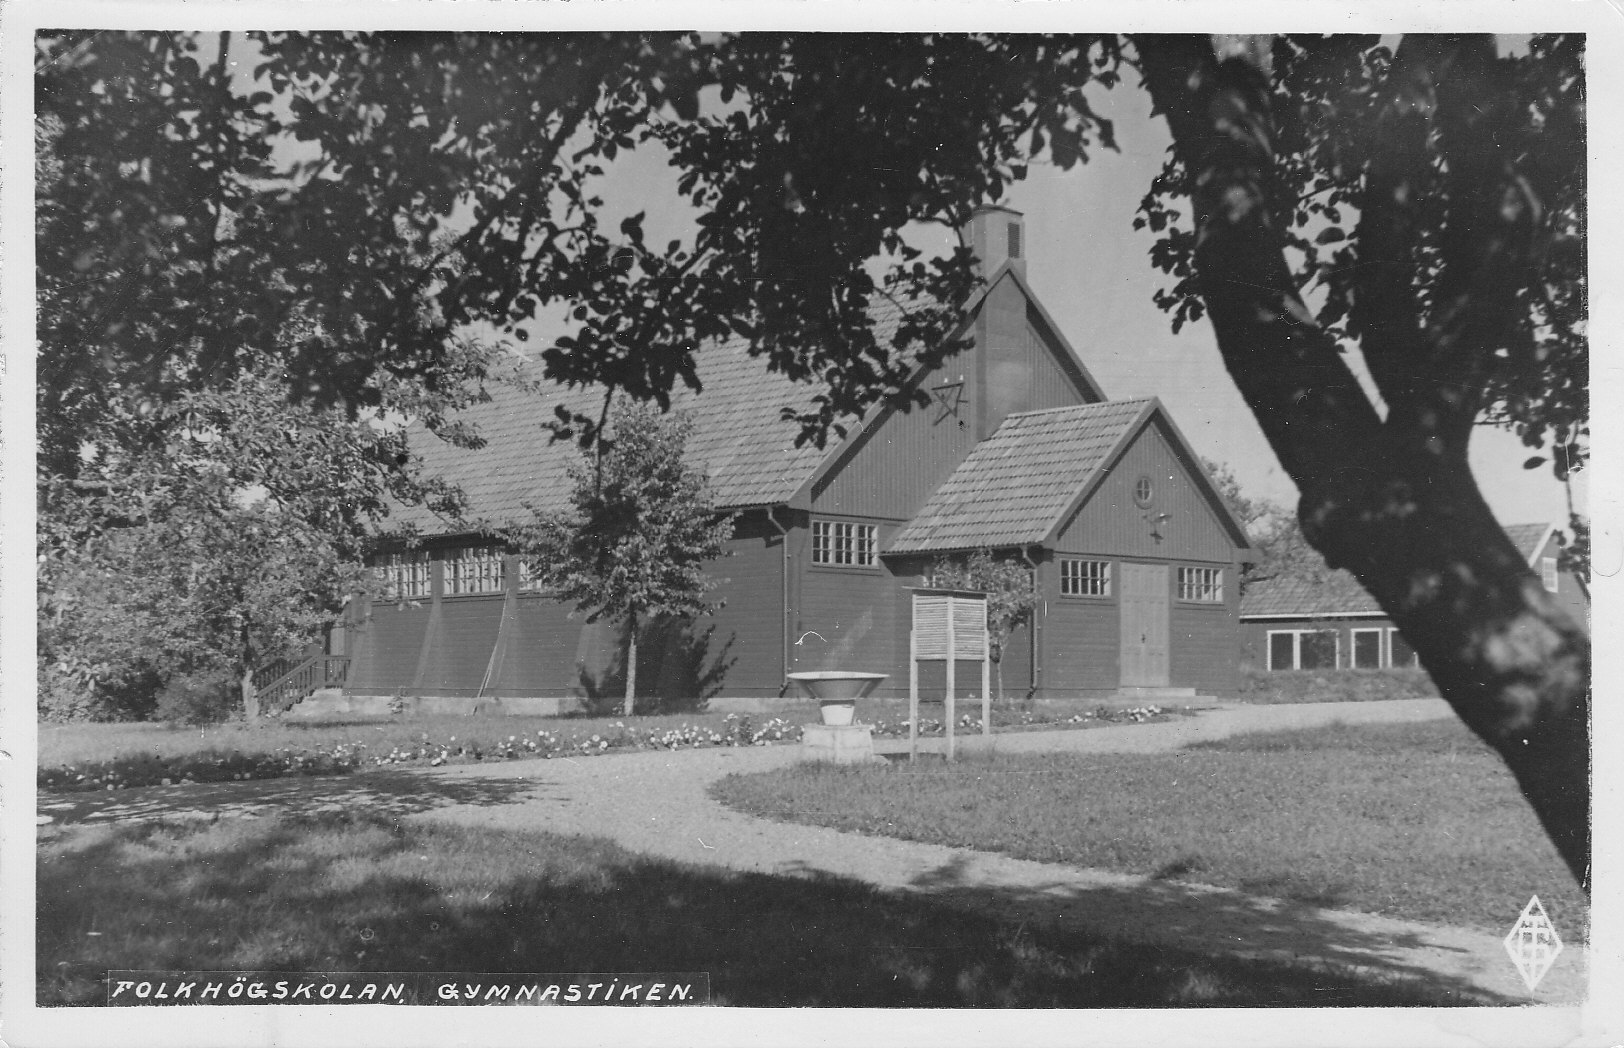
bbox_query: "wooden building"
[341,206,1255,708]
[1239,523,1589,672]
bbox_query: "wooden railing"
[253,655,352,713]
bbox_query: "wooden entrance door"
[1119,563,1170,687]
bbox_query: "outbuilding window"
[1177,566,1223,603]
[811,520,876,567]
[1060,559,1111,597]
[1387,628,1419,668]
[1541,556,1559,594]
[1267,629,1339,671]
[1351,627,1384,669]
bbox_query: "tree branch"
[1131,35,1383,500]
[1347,34,1441,408]
[1421,35,1542,441]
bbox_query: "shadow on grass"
[38,812,1498,1009]
[37,768,554,826]
[839,851,1552,1006]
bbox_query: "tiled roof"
[1240,571,1379,618]
[1505,523,1555,562]
[887,399,1153,554]
[1240,522,1559,618]
[388,305,908,532]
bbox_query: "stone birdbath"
[786,671,887,726]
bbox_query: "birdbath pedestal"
[787,671,886,764]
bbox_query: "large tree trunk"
[623,610,639,718]
[1134,35,1590,886]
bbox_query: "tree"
[1202,459,1324,593]
[927,549,1040,705]
[37,354,486,720]
[1130,35,1588,884]
[39,31,1589,883]
[510,403,732,716]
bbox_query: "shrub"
[1237,667,1438,704]
[153,672,240,726]
[38,658,161,722]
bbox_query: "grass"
[1236,667,1439,704]
[38,811,1486,1008]
[38,702,1188,793]
[712,718,1588,933]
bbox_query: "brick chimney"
[966,203,1026,283]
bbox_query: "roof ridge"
[1002,397,1153,421]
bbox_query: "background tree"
[1203,459,1323,593]
[927,549,1040,707]
[510,404,732,717]
[37,353,487,721]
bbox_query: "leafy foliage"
[928,548,1040,703]
[927,549,1038,662]
[509,403,733,714]
[1202,460,1324,592]
[1136,35,1586,481]
[36,356,487,720]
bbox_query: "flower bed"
[867,704,1172,737]
[38,714,802,794]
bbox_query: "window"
[1541,556,1559,594]
[1177,566,1223,603]
[1060,559,1111,597]
[1388,628,1419,668]
[1351,628,1384,669]
[376,550,430,601]
[1133,474,1155,508]
[445,546,505,595]
[1266,629,1339,671]
[811,520,876,567]
[1007,221,1023,261]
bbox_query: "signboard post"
[909,588,992,761]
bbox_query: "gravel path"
[39,699,1587,1005]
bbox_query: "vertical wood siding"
[1055,420,1237,562]
[348,513,787,700]
[814,277,1096,521]
[791,520,915,699]
[1170,588,1239,695]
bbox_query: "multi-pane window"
[1266,629,1339,671]
[376,550,431,601]
[1351,628,1384,669]
[445,546,505,595]
[1177,566,1223,603]
[1060,559,1111,597]
[1541,556,1559,594]
[811,520,876,567]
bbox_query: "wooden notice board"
[909,588,992,761]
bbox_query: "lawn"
[37,811,1482,1008]
[712,718,1588,934]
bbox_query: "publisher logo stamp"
[1503,895,1562,992]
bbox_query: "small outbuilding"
[1239,522,1589,672]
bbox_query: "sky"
[590,59,1586,533]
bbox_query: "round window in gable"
[1133,474,1155,508]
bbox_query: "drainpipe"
[767,505,793,696]
[1020,545,1041,700]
